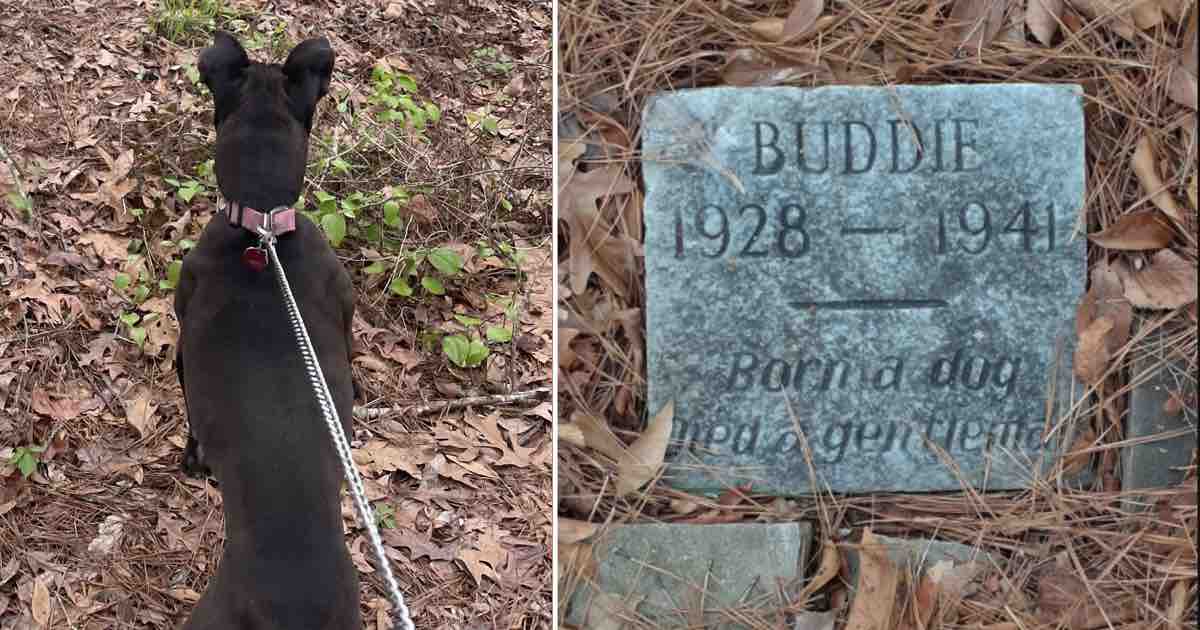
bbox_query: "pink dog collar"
[221,199,297,237]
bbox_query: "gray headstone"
[567,522,811,629]
[1123,336,1198,493]
[643,85,1087,494]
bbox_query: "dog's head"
[199,31,333,210]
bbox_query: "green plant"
[471,47,514,76]
[9,444,45,478]
[368,63,441,139]
[466,107,501,136]
[374,246,464,298]
[152,0,233,44]
[164,159,213,204]
[374,503,397,529]
[442,334,489,368]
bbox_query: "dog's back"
[177,32,361,629]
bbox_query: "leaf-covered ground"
[559,0,1196,628]
[0,1,552,627]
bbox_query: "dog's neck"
[219,197,298,238]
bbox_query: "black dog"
[175,31,360,629]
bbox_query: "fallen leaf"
[123,388,158,438]
[1088,210,1175,250]
[945,0,1007,51]
[1076,260,1133,354]
[1027,0,1065,44]
[909,574,939,629]
[782,1,825,41]
[1114,249,1199,309]
[1131,136,1186,226]
[797,540,840,602]
[1062,427,1097,475]
[846,529,900,630]
[1072,0,1137,40]
[721,48,832,86]
[457,526,508,585]
[559,518,599,544]
[1167,62,1198,109]
[31,576,50,626]
[1074,316,1114,385]
[167,588,201,603]
[749,17,786,40]
[87,514,126,556]
[1036,565,1139,627]
[571,412,628,462]
[615,401,673,495]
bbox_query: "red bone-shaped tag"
[242,247,268,272]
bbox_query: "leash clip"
[241,210,277,273]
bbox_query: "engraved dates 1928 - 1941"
[643,85,1087,494]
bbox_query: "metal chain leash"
[258,223,415,630]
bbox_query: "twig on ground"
[353,386,550,419]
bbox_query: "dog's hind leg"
[174,262,211,479]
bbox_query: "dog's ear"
[283,37,334,130]
[198,31,249,125]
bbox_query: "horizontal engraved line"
[790,299,949,311]
[841,225,905,235]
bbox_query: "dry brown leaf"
[1088,209,1175,250]
[31,576,50,627]
[559,422,585,449]
[1167,62,1198,109]
[721,48,832,86]
[560,518,599,544]
[782,1,825,41]
[1027,0,1065,44]
[123,388,158,438]
[1076,260,1133,354]
[1062,427,1098,475]
[1074,316,1113,384]
[558,541,596,581]
[1132,135,1187,226]
[909,573,939,629]
[615,400,673,495]
[749,17,786,40]
[946,0,1007,51]
[1037,566,1139,627]
[572,412,628,461]
[1114,249,1199,309]
[1072,0,1138,40]
[846,529,900,630]
[797,540,840,602]
[1132,1,1164,29]
[561,165,636,295]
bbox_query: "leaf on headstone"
[1074,316,1113,385]
[782,1,825,41]
[559,518,599,544]
[845,529,900,630]
[1027,0,1065,45]
[1088,210,1175,250]
[615,400,673,495]
[123,388,158,438]
[1114,249,1198,309]
[1131,136,1187,227]
[945,0,1007,51]
[31,576,50,626]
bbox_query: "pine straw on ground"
[0,0,552,628]
[558,1,1197,628]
